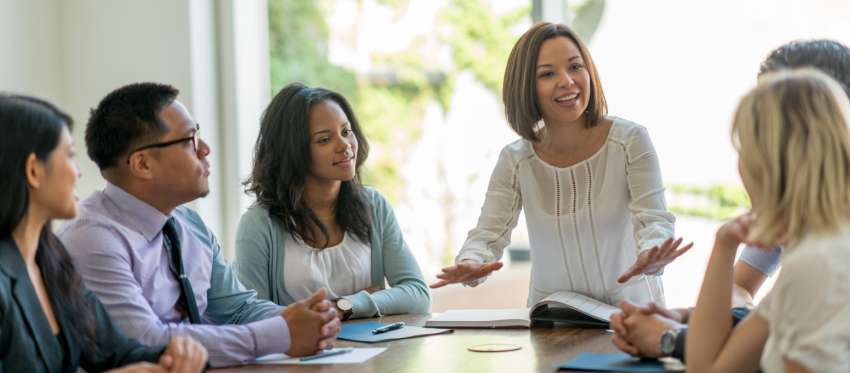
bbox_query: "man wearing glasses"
[58,82,340,367]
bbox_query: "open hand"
[429,260,503,288]
[617,237,693,283]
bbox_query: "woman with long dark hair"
[234,83,430,320]
[0,94,208,373]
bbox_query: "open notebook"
[425,291,618,328]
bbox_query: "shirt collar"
[103,182,170,242]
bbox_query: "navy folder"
[338,321,453,343]
[556,352,672,372]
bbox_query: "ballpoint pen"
[371,321,405,334]
[299,348,354,361]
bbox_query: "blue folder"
[338,321,453,343]
[556,352,670,372]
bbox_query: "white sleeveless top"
[283,232,372,300]
[457,117,675,306]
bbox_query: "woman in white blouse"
[430,22,690,307]
[687,69,850,372]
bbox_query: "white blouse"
[283,233,372,300]
[756,224,850,373]
[457,117,675,306]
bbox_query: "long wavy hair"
[0,94,97,352]
[732,69,850,245]
[244,83,372,247]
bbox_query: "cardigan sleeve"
[624,126,675,253]
[234,208,275,302]
[456,145,523,266]
[344,191,431,318]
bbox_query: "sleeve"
[737,245,781,276]
[60,223,289,368]
[233,209,274,301]
[205,223,284,325]
[456,146,523,267]
[344,193,431,318]
[0,283,11,366]
[755,250,850,371]
[79,290,165,372]
[624,126,676,254]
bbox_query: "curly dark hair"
[85,82,179,169]
[0,94,98,353]
[244,83,372,247]
[760,39,850,98]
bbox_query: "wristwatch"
[335,298,354,321]
[659,328,679,356]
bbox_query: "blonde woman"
[431,22,690,307]
[687,69,850,372]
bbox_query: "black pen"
[371,321,405,334]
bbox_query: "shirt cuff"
[247,316,290,356]
[344,291,379,319]
[455,250,492,264]
[639,237,666,254]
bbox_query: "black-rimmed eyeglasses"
[126,124,201,164]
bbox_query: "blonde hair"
[733,68,850,245]
[503,22,607,141]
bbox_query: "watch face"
[660,330,676,354]
[337,298,354,311]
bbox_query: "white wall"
[0,0,63,103]
[60,0,207,204]
[2,0,269,258]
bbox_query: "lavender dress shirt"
[57,183,290,367]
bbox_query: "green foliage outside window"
[668,183,751,221]
[268,0,528,204]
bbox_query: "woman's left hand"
[617,237,693,283]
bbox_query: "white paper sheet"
[254,348,386,365]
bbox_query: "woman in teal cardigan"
[235,83,430,320]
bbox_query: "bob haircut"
[732,68,850,245]
[503,22,607,141]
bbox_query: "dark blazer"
[0,235,165,373]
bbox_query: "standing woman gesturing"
[432,22,689,307]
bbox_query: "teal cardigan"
[234,188,431,319]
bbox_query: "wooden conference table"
[211,314,619,372]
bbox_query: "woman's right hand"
[429,260,503,288]
[158,336,208,373]
[715,213,755,250]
